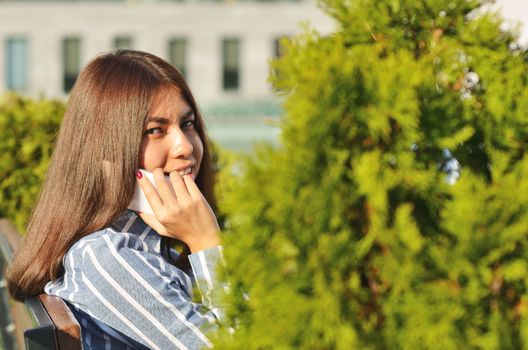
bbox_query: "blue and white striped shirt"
[45,210,228,350]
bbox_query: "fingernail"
[136,170,143,179]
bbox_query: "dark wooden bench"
[0,218,82,350]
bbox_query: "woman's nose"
[169,130,194,159]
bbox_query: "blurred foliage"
[213,0,528,348]
[0,94,64,232]
[0,1,527,346]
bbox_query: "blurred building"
[1,0,525,151]
[0,0,335,151]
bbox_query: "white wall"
[496,0,528,45]
[1,0,526,105]
[0,1,335,104]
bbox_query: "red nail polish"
[136,170,143,179]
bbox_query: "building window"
[63,37,81,93]
[222,38,240,91]
[270,36,290,88]
[168,38,187,78]
[5,37,29,92]
[114,36,133,50]
[273,35,290,58]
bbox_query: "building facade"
[0,0,335,150]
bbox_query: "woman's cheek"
[193,135,204,166]
[138,139,152,169]
[140,148,165,171]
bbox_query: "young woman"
[7,49,228,349]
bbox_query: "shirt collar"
[111,210,161,253]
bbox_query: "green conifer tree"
[213,0,528,348]
[0,94,64,232]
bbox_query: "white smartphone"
[127,169,172,215]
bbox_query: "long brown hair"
[7,50,216,301]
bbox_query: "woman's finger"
[152,168,179,207]
[136,170,165,215]
[169,171,191,205]
[182,174,204,202]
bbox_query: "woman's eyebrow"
[181,109,194,119]
[146,116,170,124]
[146,110,194,124]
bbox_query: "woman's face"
[139,87,203,180]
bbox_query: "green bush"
[214,0,528,348]
[0,94,64,232]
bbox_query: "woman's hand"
[136,168,220,253]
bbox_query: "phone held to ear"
[127,169,171,215]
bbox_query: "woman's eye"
[144,127,163,135]
[181,120,196,129]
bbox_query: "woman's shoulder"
[46,212,194,316]
[67,210,161,263]
[58,212,179,291]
